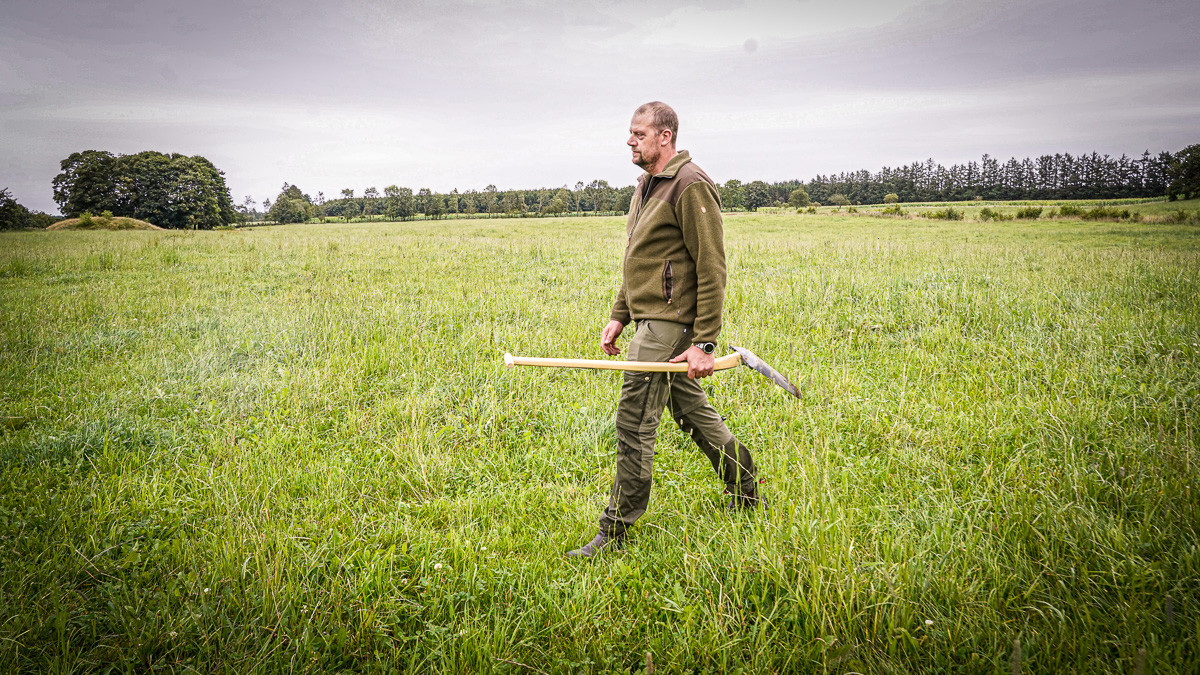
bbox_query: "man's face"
[628,114,666,171]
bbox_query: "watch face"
[698,342,715,354]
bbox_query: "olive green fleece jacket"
[610,150,726,344]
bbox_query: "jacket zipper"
[635,175,658,223]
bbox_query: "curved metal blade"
[730,346,802,398]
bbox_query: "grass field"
[2,206,1198,672]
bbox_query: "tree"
[269,197,308,224]
[52,150,235,229]
[482,185,500,215]
[883,193,899,203]
[314,192,327,222]
[744,181,771,210]
[1,188,33,230]
[52,150,120,216]
[280,183,304,201]
[720,180,745,210]
[384,185,414,220]
[585,179,613,213]
[828,193,851,206]
[417,188,444,218]
[362,186,380,220]
[240,194,257,223]
[1167,144,1200,201]
[542,195,568,214]
[788,187,811,209]
[501,190,523,214]
[268,183,312,224]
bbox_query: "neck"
[649,147,678,175]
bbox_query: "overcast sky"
[3,0,1198,214]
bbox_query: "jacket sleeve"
[676,180,726,343]
[610,285,631,325]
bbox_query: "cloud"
[2,0,1198,213]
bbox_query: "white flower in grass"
[204,588,210,593]
[434,563,443,570]
[924,619,934,626]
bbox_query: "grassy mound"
[48,216,163,231]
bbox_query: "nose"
[627,134,636,147]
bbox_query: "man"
[568,101,764,559]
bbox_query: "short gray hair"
[634,101,678,146]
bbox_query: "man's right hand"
[600,320,625,355]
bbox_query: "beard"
[632,147,658,170]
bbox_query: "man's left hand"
[669,345,715,379]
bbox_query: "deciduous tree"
[52,150,235,229]
[384,185,414,220]
[268,183,312,224]
[1,188,33,230]
[788,187,811,208]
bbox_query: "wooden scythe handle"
[503,352,743,373]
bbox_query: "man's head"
[628,101,678,173]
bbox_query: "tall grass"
[2,214,1198,672]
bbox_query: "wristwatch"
[694,342,716,355]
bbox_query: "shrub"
[78,211,94,227]
[828,193,850,206]
[847,206,859,213]
[805,206,818,214]
[1015,207,1043,219]
[99,210,114,227]
[1079,206,1138,221]
[883,193,899,204]
[1165,209,1196,224]
[978,207,1012,221]
[881,204,903,216]
[1058,205,1084,218]
[788,187,811,209]
[922,207,964,220]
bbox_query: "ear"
[660,129,673,147]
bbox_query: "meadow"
[1,205,1198,672]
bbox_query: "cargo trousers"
[599,319,757,538]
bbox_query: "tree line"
[256,145,1198,224]
[799,149,1196,206]
[6,143,1196,230]
[253,180,636,224]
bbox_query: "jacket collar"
[644,149,691,180]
